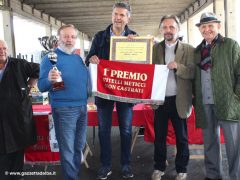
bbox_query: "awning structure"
[8,0,211,38]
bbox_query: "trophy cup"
[39,36,64,91]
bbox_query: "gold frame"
[110,36,153,64]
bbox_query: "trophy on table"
[38,36,64,91]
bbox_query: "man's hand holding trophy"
[39,36,64,91]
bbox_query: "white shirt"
[165,42,177,96]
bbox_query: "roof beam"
[179,0,213,22]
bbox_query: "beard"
[58,42,75,54]
[164,33,175,42]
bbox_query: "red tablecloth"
[25,114,60,164]
[26,104,149,163]
[32,104,149,126]
[26,104,224,163]
[87,104,149,126]
[143,106,224,144]
[31,104,220,145]
[143,107,204,144]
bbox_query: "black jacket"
[85,24,137,66]
[0,58,39,153]
[85,24,137,107]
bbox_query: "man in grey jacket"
[151,15,195,180]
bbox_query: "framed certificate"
[110,36,153,64]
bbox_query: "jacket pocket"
[227,93,240,121]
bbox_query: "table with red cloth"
[87,104,148,126]
[25,106,59,164]
[25,104,149,164]
[25,104,224,164]
[143,106,224,144]
[144,107,204,144]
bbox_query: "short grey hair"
[57,24,78,36]
[0,39,8,49]
[159,15,181,29]
[113,2,131,17]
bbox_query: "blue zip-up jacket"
[85,24,137,66]
[85,24,137,107]
[38,48,88,107]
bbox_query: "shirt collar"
[165,40,178,48]
[0,57,8,70]
[58,46,75,55]
[0,58,8,82]
[110,26,126,37]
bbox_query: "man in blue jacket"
[85,2,137,180]
[38,24,89,180]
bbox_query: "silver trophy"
[39,36,64,91]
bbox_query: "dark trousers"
[153,96,189,173]
[0,150,24,180]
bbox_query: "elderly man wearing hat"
[194,12,240,180]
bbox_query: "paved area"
[23,127,230,180]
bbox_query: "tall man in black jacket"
[0,39,39,180]
[86,2,137,180]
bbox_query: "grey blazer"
[152,40,195,119]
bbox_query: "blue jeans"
[153,96,189,173]
[52,106,87,180]
[97,101,133,169]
